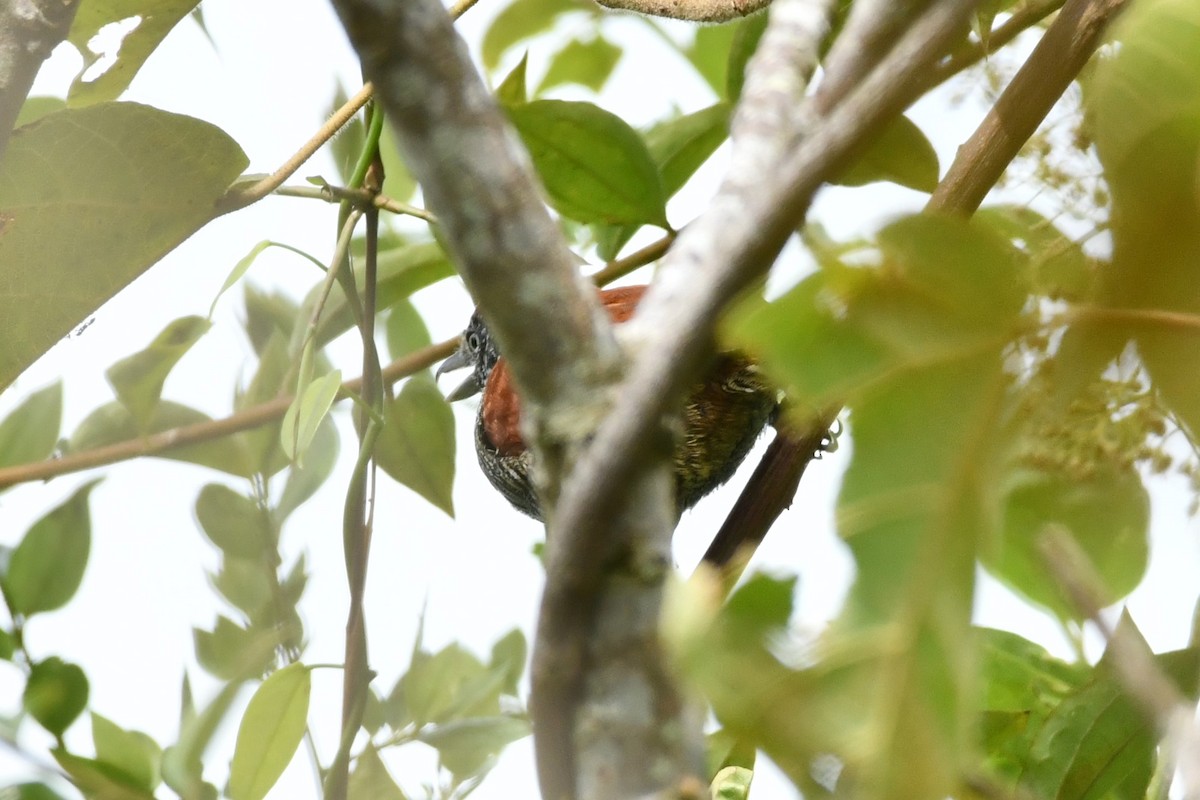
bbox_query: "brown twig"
[0,340,455,490]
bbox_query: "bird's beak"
[436,346,482,402]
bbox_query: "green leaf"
[482,0,586,72]
[14,96,66,128]
[70,400,254,477]
[24,658,89,737]
[376,376,456,516]
[711,766,753,800]
[0,103,247,390]
[276,415,339,521]
[1087,0,1200,440]
[209,241,323,318]
[417,716,531,778]
[506,100,668,226]
[985,466,1149,620]
[834,114,939,193]
[0,382,62,470]
[0,783,69,800]
[106,316,211,430]
[91,712,162,793]
[4,481,99,616]
[385,299,433,362]
[535,36,623,95]
[0,628,14,660]
[193,617,277,681]
[52,748,154,800]
[347,749,408,800]
[975,205,1092,301]
[488,628,527,696]
[67,0,200,105]
[401,643,500,727]
[194,484,273,560]
[496,53,529,106]
[646,103,731,198]
[684,20,742,98]
[312,241,454,347]
[726,13,768,101]
[162,678,241,800]
[280,370,341,466]
[228,663,311,800]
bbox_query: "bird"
[436,284,778,521]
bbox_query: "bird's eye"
[466,332,481,352]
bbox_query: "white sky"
[2,1,1198,798]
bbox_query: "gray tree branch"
[591,0,769,22]
[0,0,82,160]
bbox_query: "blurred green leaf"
[193,617,277,681]
[0,628,14,660]
[711,766,753,800]
[91,712,162,793]
[685,20,742,97]
[0,382,62,471]
[67,0,199,105]
[506,99,668,226]
[70,400,254,477]
[0,783,69,800]
[194,484,273,560]
[417,716,531,778]
[0,103,247,389]
[52,748,154,800]
[975,205,1092,301]
[377,376,456,516]
[276,415,339,521]
[5,481,99,617]
[106,316,210,430]
[229,663,310,800]
[482,0,587,71]
[348,748,408,800]
[834,114,939,193]
[210,241,324,318]
[401,643,500,727]
[1089,0,1200,439]
[24,658,89,737]
[496,52,529,105]
[312,241,454,347]
[13,97,67,128]
[385,299,433,362]
[281,370,341,466]
[986,466,1149,621]
[162,678,239,800]
[726,13,768,101]
[535,36,622,95]
[488,628,527,696]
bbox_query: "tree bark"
[0,0,82,160]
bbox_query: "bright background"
[1,1,1197,797]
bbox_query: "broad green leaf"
[975,205,1092,301]
[0,103,247,390]
[67,0,200,105]
[0,783,69,800]
[0,381,62,470]
[645,103,731,198]
[276,415,339,521]
[70,400,254,477]
[14,97,66,128]
[385,299,433,362]
[376,376,455,516]
[482,0,587,71]
[488,628,527,696]
[685,20,742,98]
[400,643,499,727]
[280,370,341,465]
[726,13,768,101]
[52,749,153,800]
[24,658,89,736]
[985,466,1149,620]
[5,481,99,616]
[506,100,668,226]
[348,748,408,800]
[417,716,531,778]
[91,712,162,793]
[194,484,273,560]
[834,114,939,193]
[495,53,529,106]
[106,316,211,430]
[228,663,311,800]
[193,617,277,681]
[312,241,454,347]
[1088,0,1200,437]
[535,36,623,95]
